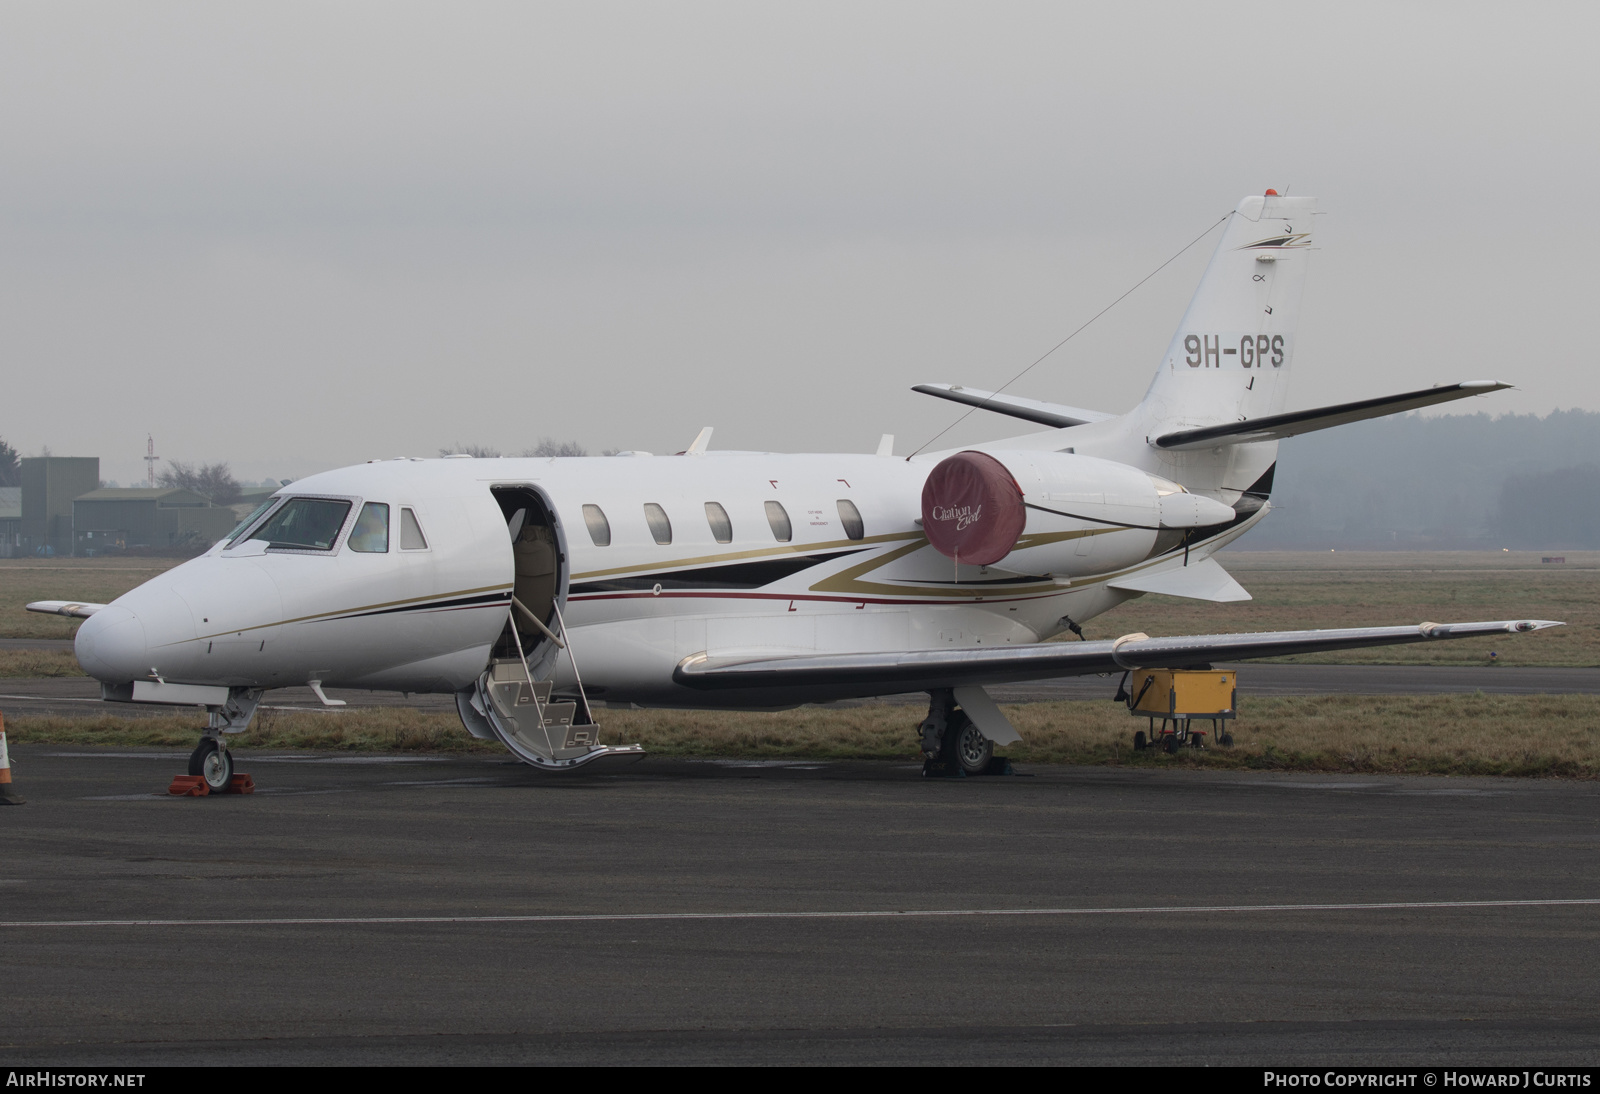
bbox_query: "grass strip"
[0,650,84,677]
[5,694,1599,778]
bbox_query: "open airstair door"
[456,484,642,770]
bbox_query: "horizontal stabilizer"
[26,601,106,619]
[675,619,1561,696]
[1107,558,1251,603]
[1155,381,1511,451]
[912,385,1115,429]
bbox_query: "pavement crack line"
[0,897,1595,929]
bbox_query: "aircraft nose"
[74,605,149,683]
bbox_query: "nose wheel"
[188,738,234,795]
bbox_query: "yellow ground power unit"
[1125,668,1237,753]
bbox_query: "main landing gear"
[918,690,1011,778]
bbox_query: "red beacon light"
[1264,188,1279,196]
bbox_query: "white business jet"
[31,192,1558,790]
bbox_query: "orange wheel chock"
[226,773,255,795]
[168,775,209,797]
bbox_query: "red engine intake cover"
[920,450,1027,566]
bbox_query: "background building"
[72,487,239,556]
[0,487,20,557]
[234,484,282,522]
[20,457,99,556]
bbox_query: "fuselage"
[72,449,1262,708]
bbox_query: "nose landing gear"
[170,687,262,797]
[189,737,234,794]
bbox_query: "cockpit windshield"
[248,498,353,552]
[225,499,277,546]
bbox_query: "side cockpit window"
[348,503,390,553]
[400,507,429,550]
[254,498,352,552]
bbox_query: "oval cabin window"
[764,500,792,543]
[644,503,673,545]
[582,504,611,547]
[836,499,864,540]
[704,502,733,544]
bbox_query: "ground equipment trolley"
[1123,668,1236,752]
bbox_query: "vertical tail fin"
[1134,192,1317,438]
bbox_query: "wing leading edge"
[675,619,1561,696]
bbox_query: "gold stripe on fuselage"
[183,583,515,645]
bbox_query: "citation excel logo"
[931,503,983,531]
[1238,232,1312,249]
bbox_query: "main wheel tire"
[941,714,994,775]
[188,738,233,794]
[1133,731,1147,751]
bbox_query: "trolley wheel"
[1133,731,1147,751]
[1219,732,1235,748]
[1162,735,1179,755]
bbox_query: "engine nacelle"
[920,450,1236,577]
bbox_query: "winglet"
[875,434,894,457]
[25,601,106,619]
[685,427,714,455]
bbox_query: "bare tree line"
[439,440,602,458]
[0,438,18,488]
[0,433,606,503]
[158,461,242,506]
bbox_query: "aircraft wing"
[25,601,108,619]
[675,619,1561,695]
[1154,381,1511,450]
[912,384,1116,429]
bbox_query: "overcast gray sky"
[2,1,1596,484]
